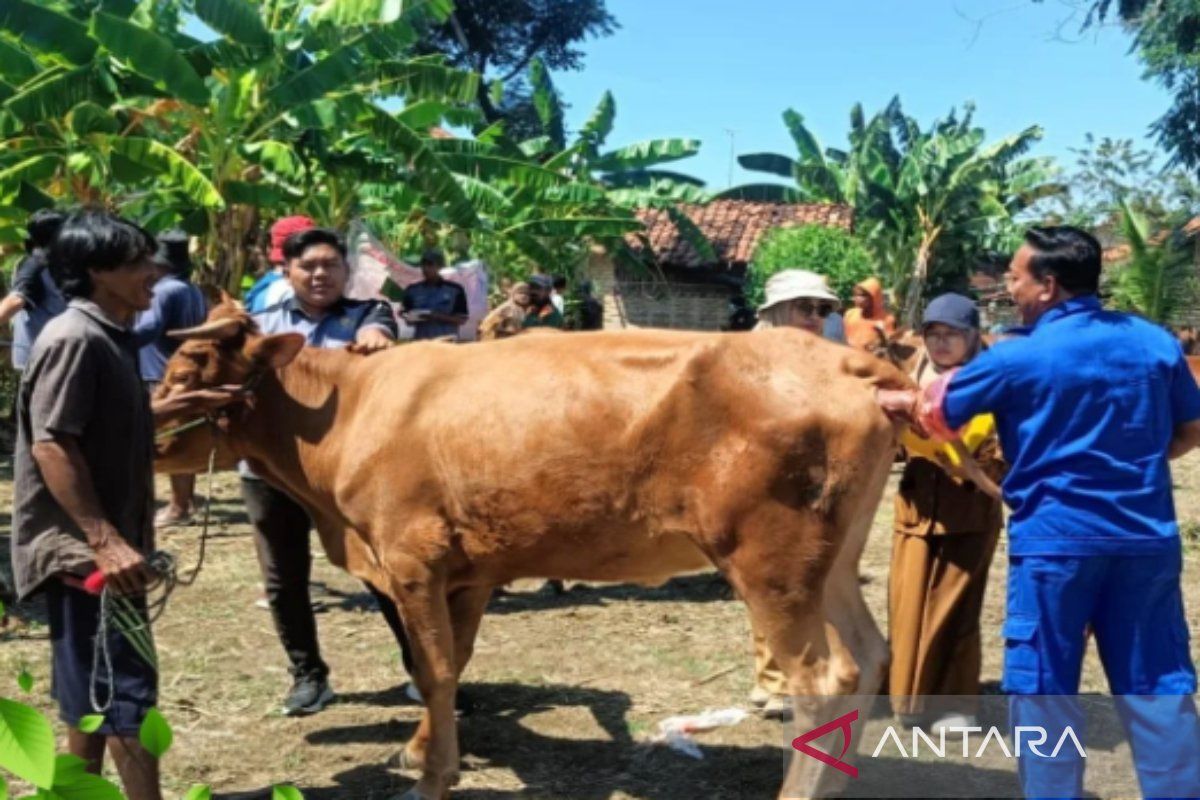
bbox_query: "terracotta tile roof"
[628,200,854,269]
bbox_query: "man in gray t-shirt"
[12,211,242,800]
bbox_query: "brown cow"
[155,299,911,799]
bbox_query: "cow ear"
[169,317,244,341]
[247,333,305,369]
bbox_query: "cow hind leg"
[384,558,460,800]
[723,501,887,798]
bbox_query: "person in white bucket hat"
[754,269,843,339]
[747,269,844,719]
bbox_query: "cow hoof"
[389,746,425,772]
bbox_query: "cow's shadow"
[290,681,1026,799]
[484,572,735,615]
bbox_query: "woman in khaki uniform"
[889,293,1005,729]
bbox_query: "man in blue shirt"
[400,249,468,340]
[0,209,67,371]
[134,230,208,528]
[882,226,1200,798]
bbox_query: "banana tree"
[1108,197,1198,323]
[0,0,485,290]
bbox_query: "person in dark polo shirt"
[400,248,468,340]
[11,210,243,800]
[0,209,67,371]
[243,227,418,717]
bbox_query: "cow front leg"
[449,585,493,679]
[385,561,460,800]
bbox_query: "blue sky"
[551,0,1169,189]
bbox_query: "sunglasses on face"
[792,300,836,318]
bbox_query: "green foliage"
[746,225,874,308]
[1049,134,1200,229]
[137,708,173,759]
[729,98,1063,325]
[1065,0,1200,175]
[0,696,55,789]
[15,670,31,693]
[1107,197,1198,323]
[75,716,104,734]
[271,786,305,800]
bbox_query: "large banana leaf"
[374,59,479,104]
[713,183,804,202]
[90,14,210,106]
[591,139,700,172]
[0,39,40,85]
[578,91,615,148]
[4,67,104,126]
[0,0,96,65]
[104,136,224,209]
[439,152,569,190]
[0,153,59,192]
[737,152,795,179]
[665,205,718,263]
[783,109,823,163]
[502,216,642,239]
[603,169,707,188]
[361,104,479,228]
[453,174,513,216]
[194,0,271,49]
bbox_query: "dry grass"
[1,454,1199,799]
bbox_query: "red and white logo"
[791,709,859,778]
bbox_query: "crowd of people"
[5,208,1199,800]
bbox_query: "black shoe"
[282,676,335,716]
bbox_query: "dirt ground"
[1,453,1198,800]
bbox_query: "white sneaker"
[932,713,978,730]
[404,682,423,704]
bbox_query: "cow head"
[869,328,922,374]
[153,293,305,473]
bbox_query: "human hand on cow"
[151,385,251,422]
[876,389,923,433]
[347,327,394,355]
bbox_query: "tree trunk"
[901,230,939,329]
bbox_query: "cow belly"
[462,524,713,587]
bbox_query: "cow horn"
[168,317,244,341]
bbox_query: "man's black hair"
[1023,226,1102,295]
[24,208,65,254]
[281,227,347,262]
[421,248,446,267]
[552,275,567,290]
[48,210,156,299]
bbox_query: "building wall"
[588,249,734,331]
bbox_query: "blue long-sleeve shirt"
[134,275,208,382]
[943,295,1200,556]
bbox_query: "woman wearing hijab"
[843,277,896,350]
[889,293,1005,730]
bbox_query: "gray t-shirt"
[10,299,155,599]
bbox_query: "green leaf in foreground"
[183,785,213,800]
[272,785,305,800]
[76,715,104,734]
[0,696,55,788]
[137,707,173,759]
[16,670,32,693]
